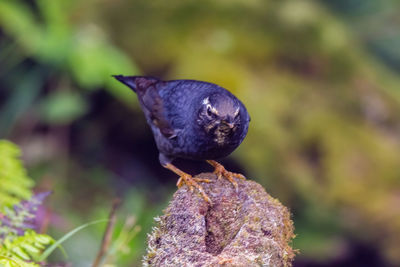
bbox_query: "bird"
[113,75,250,203]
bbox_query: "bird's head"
[197,93,241,145]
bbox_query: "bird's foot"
[176,174,212,203]
[207,160,246,191]
[163,163,212,203]
[176,175,212,187]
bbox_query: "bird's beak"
[221,120,234,129]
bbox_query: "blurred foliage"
[0,0,138,135]
[38,91,88,125]
[0,141,54,267]
[0,230,53,267]
[0,140,140,267]
[0,140,33,207]
[322,0,400,72]
[1,0,400,266]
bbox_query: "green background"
[1,0,400,266]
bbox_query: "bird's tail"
[112,75,159,93]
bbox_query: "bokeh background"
[1,0,400,266]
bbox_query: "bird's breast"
[213,124,235,146]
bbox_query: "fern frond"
[0,230,53,266]
[0,192,51,241]
[0,141,56,266]
[0,254,39,267]
[0,140,34,208]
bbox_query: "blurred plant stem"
[92,198,121,267]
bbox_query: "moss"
[143,172,296,266]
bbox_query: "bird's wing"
[113,75,177,139]
[140,82,178,139]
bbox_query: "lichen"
[143,172,296,266]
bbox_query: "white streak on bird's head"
[202,97,219,116]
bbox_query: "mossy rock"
[144,172,296,266]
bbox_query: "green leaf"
[39,219,108,261]
[38,91,88,125]
[0,1,42,54]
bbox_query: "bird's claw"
[234,173,246,180]
[208,160,246,191]
[218,257,234,265]
[194,178,212,183]
[176,177,212,187]
[176,174,212,203]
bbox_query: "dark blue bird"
[113,75,250,202]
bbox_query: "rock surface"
[143,172,296,266]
